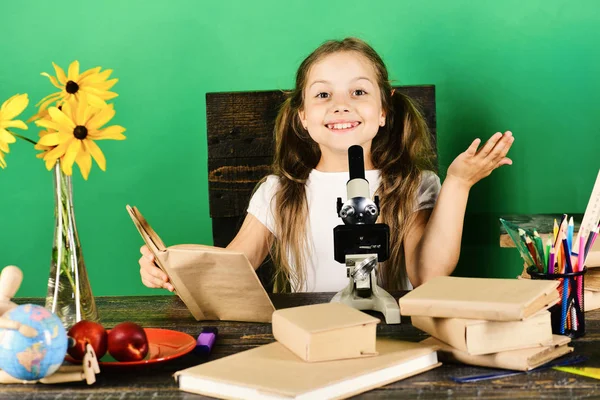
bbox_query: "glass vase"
[45,160,99,328]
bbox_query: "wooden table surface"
[6,293,600,399]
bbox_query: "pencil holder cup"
[527,266,587,339]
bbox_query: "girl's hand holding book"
[139,245,174,292]
[446,131,514,189]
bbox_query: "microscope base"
[331,282,401,324]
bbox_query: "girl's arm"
[227,213,273,270]
[404,131,514,287]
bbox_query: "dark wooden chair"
[206,86,437,292]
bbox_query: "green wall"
[2,0,598,298]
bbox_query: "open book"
[126,205,275,322]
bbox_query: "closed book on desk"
[399,276,560,321]
[422,335,572,371]
[174,339,441,400]
[411,310,553,355]
[126,205,275,323]
[585,290,600,312]
[272,303,379,362]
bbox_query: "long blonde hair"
[269,38,436,292]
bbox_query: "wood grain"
[6,294,600,399]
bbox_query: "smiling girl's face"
[298,51,385,171]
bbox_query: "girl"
[139,37,513,293]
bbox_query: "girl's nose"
[333,103,350,113]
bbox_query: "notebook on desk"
[174,338,441,400]
[126,205,275,323]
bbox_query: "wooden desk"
[7,294,600,399]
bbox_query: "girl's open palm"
[447,131,514,188]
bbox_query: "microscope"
[330,145,401,324]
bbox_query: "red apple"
[67,320,108,360]
[108,322,149,362]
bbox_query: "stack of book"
[400,276,574,371]
[174,303,441,399]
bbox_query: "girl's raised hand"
[446,131,514,189]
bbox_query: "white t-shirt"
[247,170,441,292]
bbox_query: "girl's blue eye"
[353,89,367,96]
[316,92,329,99]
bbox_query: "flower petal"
[43,139,72,163]
[45,156,57,170]
[75,93,89,125]
[0,153,6,168]
[52,62,68,85]
[48,107,75,130]
[78,66,101,82]
[0,139,9,152]
[1,94,29,120]
[0,129,17,144]
[61,139,82,175]
[81,68,113,84]
[40,73,63,90]
[90,125,126,140]
[35,119,63,131]
[75,144,92,180]
[37,132,61,146]
[87,105,115,130]
[85,139,106,170]
[0,119,28,130]
[82,91,107,108]
[68,61,80,81]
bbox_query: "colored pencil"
[544,238,552,273]
[567,217,574,254]
[525,236,541,271]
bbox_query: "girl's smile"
[325,120,362,133]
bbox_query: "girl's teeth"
[329,122,357,130]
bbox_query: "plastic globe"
[0,304,68,380]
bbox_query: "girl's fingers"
[497,134,514,159]
[465,138,481,156]
[140,245,154,261]
[495,157,513,169]
[488,132,513,160]
[141,271,165,289]
[477,132,504,158]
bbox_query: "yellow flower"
[30,61,118,122]
[0,93,29,168]
[35,130,58,170]
[35,94,126,180]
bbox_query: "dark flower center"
[74,126,88,140]
[66,80,79,94]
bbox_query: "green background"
[2,0,598,298]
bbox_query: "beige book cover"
[399,276,560,321]
[585,289,600,312]
[272,303,379,362]
[174,339,441,400]
[411,310,553,355]
[583,268,600,291]
[422,335,572,371]
[126,205,275,322]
